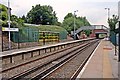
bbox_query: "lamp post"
[105,8,110,20]
[105,8,111,40]
[105,8,117,56]
[73,10,78,40]
[8,0,11,49]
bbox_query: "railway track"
[33,40,99,80]
[4,39,99,80]
[45,40,99,80]
[2,39,93,79]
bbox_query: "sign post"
[2,27,19,51]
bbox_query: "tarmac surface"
[77,40,119,79]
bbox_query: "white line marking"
[76,40,102,78]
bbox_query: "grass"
[27,25,67,33]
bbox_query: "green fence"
[11,27,39,43]
[59,31,67,40]
[109,31,118,45]
[11,27,67,43]
[2,26,67,51]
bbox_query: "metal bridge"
[76,25,109,34]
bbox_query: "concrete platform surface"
[77,40,119,79]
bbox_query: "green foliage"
[11,15,18,22]
[1,11,8,21]
[0,4,8,21]
[62,13,90,34]
[77,17,90,26]
[1,15,24,28]
[64,13,73,20]
[56,22,62,26]
[11,15,24,24]
[21,15,27,22]
[83,30,91,37]
[62,17,74,33]
[0,4,7,12]
[0,4,23,28]
[2,20,19,28]
[0,19,3,26]
[2,20,8,27]
[26,4,58,25]
[108,15,119,32]
[36,25,67,32]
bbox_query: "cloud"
[76,2,118,27]
[0,0,118,27]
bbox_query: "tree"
[62,17,74,33]
[64,13,73,20]
[11,15,18,22]
[0,4,8,21]
[21,15,27,23]
[108,15,119,47]
[0,4,24,28]
[26,4,58,25]
[62,13,90,34]
[10,15,24,27]
[108,15,119,32]
[77,17,90,26]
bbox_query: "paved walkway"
[77,40,119,79]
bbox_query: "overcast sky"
[0,0,119,27]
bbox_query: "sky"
[0,0,119,27]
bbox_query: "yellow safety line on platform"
[103,41,113,78]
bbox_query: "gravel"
[46,41,99,78]
[2,41,88,78]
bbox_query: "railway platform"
[77,39,119,79]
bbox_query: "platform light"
[105,8,110,20]
[73,10,78,40]
[8,0,11,49]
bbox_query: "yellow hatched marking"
[103,41,113,78]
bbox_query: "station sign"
[2,27,19,32]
